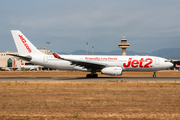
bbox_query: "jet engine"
[101,67,122,76]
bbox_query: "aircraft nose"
[169,62,174,68]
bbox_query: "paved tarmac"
[0,77,179,82]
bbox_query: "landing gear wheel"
[86,74,92,78]
[153,71,156,78]
[92,74,98,78]
[86,74,98,78]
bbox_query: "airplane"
[175,64,180,70]
[0,67,11,71]
[18,60,39,71]
[8,30,174,78]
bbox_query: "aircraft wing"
[52,53,107,69]
[7,54,32,61]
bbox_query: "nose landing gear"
[153,71,156,78]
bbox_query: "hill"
[58,47,180,59]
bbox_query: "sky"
[0,0,180,53]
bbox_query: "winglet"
[52,53,61,58]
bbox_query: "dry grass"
[0,71,180,77]
[0,81,180,119]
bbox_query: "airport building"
[0,48,51,70]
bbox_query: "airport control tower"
[118,36,130,56]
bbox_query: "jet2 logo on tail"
[18,35,32,53]
[123,58,153,68]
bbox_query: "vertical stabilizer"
[11,30,44,55]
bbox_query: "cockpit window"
[165,60,169,62]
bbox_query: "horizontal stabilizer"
[7,54,32,61]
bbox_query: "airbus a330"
[9,30,173,78]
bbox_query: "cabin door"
[43,56,48,63]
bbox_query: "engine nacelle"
[101,67,122,76]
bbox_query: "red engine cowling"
[101,67,122,76]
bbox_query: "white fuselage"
[20,65,39,70]
[29,53,173,72]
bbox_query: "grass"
[72,113,78,118]
[0,71,180,77]
[0,81,180,119]
[159,84,163,88]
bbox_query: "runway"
[0,77,179,82]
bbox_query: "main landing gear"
[86,68,98,78]
[86,74,98,78]
[153,71,156,78]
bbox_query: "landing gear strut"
[153,71,156,78]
